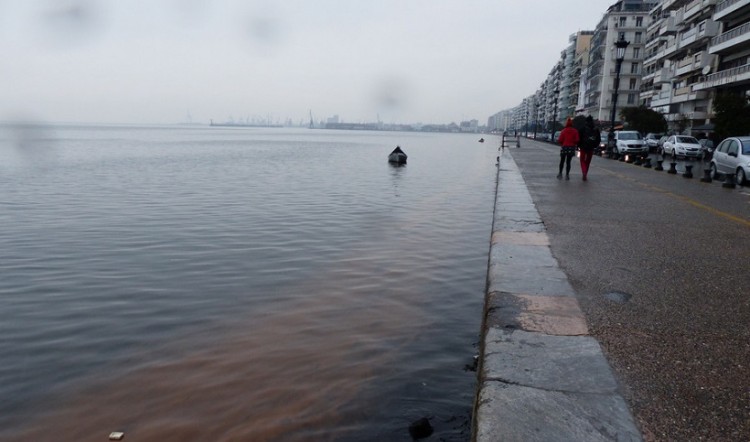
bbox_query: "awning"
[691,123,715,131]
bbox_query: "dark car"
[657,135,669,155]
[644,133,664,153]
[699,139,715,160]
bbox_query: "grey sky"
[0,0,616,125]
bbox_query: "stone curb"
[472,148,642,442]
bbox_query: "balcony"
[685,110,709,119]
[659,16,678,36]
[709,21,750,54]
[664,42,678,56]
[692,62,750,90]
[714,0,750,21]
[656,68,673,84]
[651,90,672,107]
[684,0,703,20]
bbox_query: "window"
[627,93,636,104]
[629,78,637,90]
[717,140,729,153]
[619,31,626,41]
[695,53,701,64]
[619,17,627,27]
[728,140,739,156]
[635,32,642,43]
[699,22,706,32]
[631,62,639,74]
[633,47,640,58]
[636,17,643,27]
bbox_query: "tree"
[619,105,667,134]
[712,92,750,141]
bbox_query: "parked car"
[710,136,750,185]
[662,135,702,159]
[599,131,611,153]
[657,135,669,155]
[644,133,664,152]
[698,139,715,160]
[614,131,647,156]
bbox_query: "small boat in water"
[388,146,407,165]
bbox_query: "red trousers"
[580,149,594,177]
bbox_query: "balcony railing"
[715,0,750,20]
[710,20,750,51]
[716,0,744,14]
[701,63,750,85]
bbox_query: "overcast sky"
[0,0,617,125]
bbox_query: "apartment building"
[643,0,720,133]
[557,31,595,119]
[583,0,656,125]
[692,0,750,126]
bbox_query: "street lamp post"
[533,101,538,140]
[609,36,630,158]
[551,87,560,140]
[525,108,529,138]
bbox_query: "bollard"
[683,164,693,178]
[700,168,712,183]
[655,159,664,171]
[626,155,635,164]
[722,173,736,188]
[668,162,677,174]
[643,158,652,168]
[634,156,643,165]
[516,136,521,148]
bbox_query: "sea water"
[0,124,498,441]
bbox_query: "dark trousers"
[559,147,575,176]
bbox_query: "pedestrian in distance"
[578,116,600,181]
[557,117,579,180]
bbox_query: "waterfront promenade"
[474,137,750,441]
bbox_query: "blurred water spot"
[37,0,103,49]
[0,121,59,166]
[240,4,285,57]
[373,76,410,111]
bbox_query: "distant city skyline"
[0,0,616,125]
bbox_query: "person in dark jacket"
[578,116,600,181]
[557,117,579,180]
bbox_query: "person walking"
[557,117,579,180]
[578,116,600,181]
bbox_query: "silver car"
[663,135,702,159]
[710,137,750,185]
[614,131,647,156]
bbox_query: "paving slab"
[475,382,641,442]
[482,328,614,392]
[486,292,588,335]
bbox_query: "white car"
[662,135,701,159]
[614,131,647,156]
[710,136,750,185]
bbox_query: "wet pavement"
[481,137,749,441]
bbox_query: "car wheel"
[710,163,718,179]
[737,168,747,186]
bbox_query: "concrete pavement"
[473,145,642,442]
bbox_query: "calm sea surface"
[0,125,498,441]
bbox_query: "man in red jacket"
[557,117,580,180]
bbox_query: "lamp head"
[615,36,630,61]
